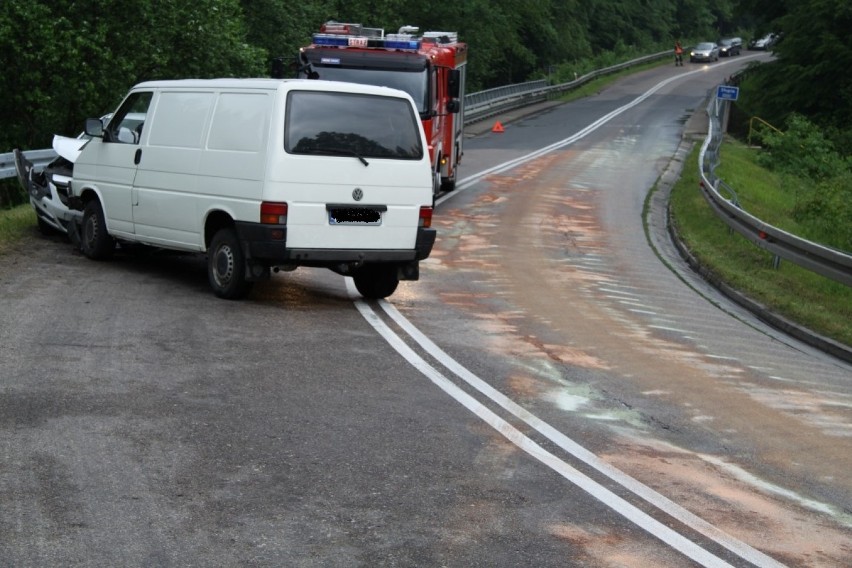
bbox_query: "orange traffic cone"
[492,121,504,133]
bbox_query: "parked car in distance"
[749,33,777,50]
[717,37,742,56]
[690,42,720,63]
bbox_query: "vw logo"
[352,188,363,201]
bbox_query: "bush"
[793,170,852,251]
[756,114,848,181]
[755,114,852,252]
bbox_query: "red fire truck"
[295,22,468,197]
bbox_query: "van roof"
[130,78,411,98]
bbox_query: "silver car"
[690,42,720,63]
[14,113,144,238]
[14,136,85,237]
[749,33,777,50]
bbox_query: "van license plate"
[328,207,382,225]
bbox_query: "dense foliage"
[734,0,852,152]
[754,114,851,251]
[1,0,849,206]
[0,0,264,152]
[1,0,738,155]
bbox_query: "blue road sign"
[716,85,739,101]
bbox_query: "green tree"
[1,0,758,154]
[0,0,264,151]
[736,0,852,152]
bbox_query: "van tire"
[208,227,253,300]
[352,264,399,299]
[80,199,114,259]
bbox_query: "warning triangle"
[492,121,504,133]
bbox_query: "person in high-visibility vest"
[675,41,684,66]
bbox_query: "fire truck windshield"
[300,67,429,115]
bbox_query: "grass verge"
[0,204,37,254]
[668,140,852,347]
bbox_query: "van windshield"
[285,91,423,161]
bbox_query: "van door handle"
[134,149,142,165]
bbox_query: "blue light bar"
[312,33,421,51]
[384,40,421,50]
[312,34,349,47]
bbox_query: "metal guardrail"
[463,50,671,122]
[699,97,852,286]
[464,79,550,122]
[0,148,57,180]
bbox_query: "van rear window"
[285,91,423,160]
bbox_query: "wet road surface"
[2,54,850,566]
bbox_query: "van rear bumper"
[235,222,436,265]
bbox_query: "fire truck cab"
[296,22,468,198]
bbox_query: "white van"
[69,78,436,299]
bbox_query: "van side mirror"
[84,118,104,138]
[447,69,461,99]
[446,100,460,114]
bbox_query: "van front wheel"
[208,227,253,300]
[80,199,114,259]
[352,264,399,299]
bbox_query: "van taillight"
[419,206,433,228]
[261,202,287,225]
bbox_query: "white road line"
[599,287,641,296]
[440,66,722,205]
[649,324,693,334]
[373,296,785,568]
[345,281,735,568]
[352,62,788,566]
[438,56,761,207]
[706,355,741,361]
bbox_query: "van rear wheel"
[352,264,399,299]
[208,227,253,300]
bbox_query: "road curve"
[1,53,850,567]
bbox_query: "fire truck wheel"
[440,178,456,192]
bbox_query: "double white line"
[349,60,786,567]
[347,285,785,568]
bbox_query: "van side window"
[285,91,423,160]
[105,92,152,144]
[148,91,214,148]
[208,93,270,152]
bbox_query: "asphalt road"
[2,53,850,567]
